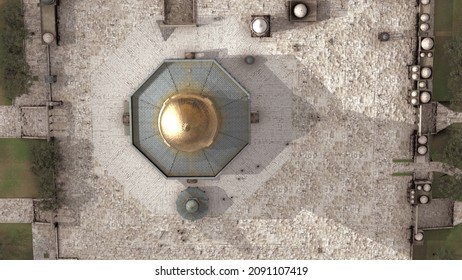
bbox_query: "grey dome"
[176,187,209,221]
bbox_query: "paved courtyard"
[23,0,419,259]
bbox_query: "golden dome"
[158,93,219,153]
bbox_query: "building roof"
[131,59,250,177]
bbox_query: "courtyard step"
[0,199,34,223]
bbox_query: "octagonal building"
[131,59,250,177]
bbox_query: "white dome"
[423,184,432,192]
[415,232,424,241]
[417,185,422,191]
[42,32,55,44]
[411,73,419,80]
[252,18,268,34]
[419,81,426,88]
[421,67,432,79]
[421,0,430,4]
[411,98,419,105]
[293,3,308,18]
[420,91,431,103]
[418,145,428,155]
[420,23,430,31]
[419,195,429,204]
[421,38,434,50]
[411,66,419,72]
[420,13,430,22]
[418,135,428,144]
[411,90,419,97]
[427,52,433,57]
[420,52,426,57]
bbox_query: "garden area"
[0,139,40,198]
[0,0,29,105]
[0,138,62,206]
[432,0,462,104]
[415,0,462,260]
[431,172,462,201]
[0,139,60,259]
[0,223,33,260]
[413,224,462,260]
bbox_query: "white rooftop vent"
[420,91,431,104]
[417,145,428,155]
[419,195,429,204]
[252,18,268,34]
[421,67,432,79]
[420,14,430,22]
[293,3,308,18]
[418,135,428,145]
[42,32,55,44]
[421,38,434,50]
[420,23,430,31]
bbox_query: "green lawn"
[430,125,451,163]
[0,0,12,105]
[433,0,462,102]
[430,123,462,170]
[432,35,452,101]
[0,223,33,260]
[0,0,24,105]
[0,138,41,198]
[413,224,462,260]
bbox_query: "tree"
[31,141,63,210]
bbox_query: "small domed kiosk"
[176,187,209,221]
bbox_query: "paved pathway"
[436,103,462,132]
[0,106,21,137]
[0,199,34,223]
[394,161,462,178]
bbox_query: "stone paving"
[436,103,462,133]
[20,106,48,138]
[0,199,34,223]
[19,0,424,259]
[0,106,21,137]
[454,201,462,226]
[32,223,57,260]
[418,199,454,229]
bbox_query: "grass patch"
[413,224,462,260]
[391,172,413,177]
[434,0,454,32]
[0,138,41,198]
[433,0,462,103]
[430,124,462,170]
[0,0,30,104]
[433,35,452,102]
[392,159,414,163]
[0,223,33,260]
[432,172,462,201]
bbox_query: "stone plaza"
[18,0,422,259]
